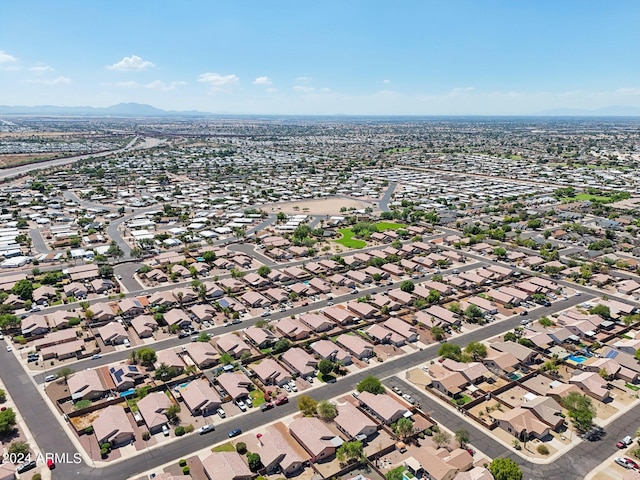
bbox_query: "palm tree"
[128,349,138,365]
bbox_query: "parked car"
[245,397,253,408]
[274,396,289,406]
[162,425,170,436]
[228,428,242,438]
[236,400,247,412]
[625,458,640,469]
[47,458,55,470]
[198,424,215,434]
[615,457,634,469]
[16,461,37,474]
[45,374,57,382]
[217,408,226,418]
[5,345,11,352]
[519,310,528,316]
[617,436,633,448]
[260,402,274,412]
[91,354,102,360]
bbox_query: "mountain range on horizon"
[0,102,640,117]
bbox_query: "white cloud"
[294,85,315,93]
[107,55,155,71]
[29,65,54,75]
[320,87,331,93]
[449,87,475,96]
[197,72,239,90]
[145,80,187,91]
[382,79,391,84]
[0,50,16,63]
[295,76,311,83]
[616,87,640,96]
[253,76,272,85]
[27,76,71,85]
[375,90,397,96]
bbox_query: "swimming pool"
[119,388,136,398]
[508,372,523,381]
[568,354,588,363]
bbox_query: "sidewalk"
[0,374,51,480]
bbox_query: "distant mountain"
[0,102,210,117]
[535,105,640,116]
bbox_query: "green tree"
[386,466,405,480]
[464,341,487,361]
[219,352,234,365]
[247,452,262,472]
[317,400,338,421]
[393,417,414,439]
[336,440,365,465]
[166,403,181,423]
[433,430,452,448]
[197,332,211,342]
[0,408,16,435]
[57,366,74,383]
[98,265,114,278]
[431,326,445,341]
[257,265,271,278]
[493,247,507,258]
[298,395,318,416]
[489,458,523,480]
[589,304,611,318]
[400,280,415,293]
[464,304,483,321]
[357,375,385,394]
[273,338,291,354]
[427,289,441,304]
[137,348,157,367]
[318,358,335,376]
[438,342,462,361]
[8,441,29,455]
[455,429,470,447]
[561,392,596,432]
[11,279,33,300]
[0,388,5,402]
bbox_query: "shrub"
[537,444,549,455]
[100,447,109,458]
[184,424,194,433]
[32,475,42,480]
[455,398,466,406]
[182,466,190,475]
[142,431,150,441]
[101,443,111,451]
[175,426,186,437]
[84,426,94,435]
[179,459,187,467]
[236,441,247,454]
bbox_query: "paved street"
[1,290,596,479]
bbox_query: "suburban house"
[281,348,317,377]
[383,317,418,342]
[276,317,311,340]
[334,402,377,440]
[289,417,344,463]
[93,405,135,447]
[427,363,468,398]
[131,314,158,338]
[252,358,292,386]
[257,424,307,477]
[244,326,277,349]
[98,321,129,345]
[154,348,185,374]
[137,391,172,434]
[216,333,252,359]
[185,342,218,369]
[299,313,334,333]
[180,379,221,416]
[21,314,49,336]
[357,391,409,425]
[216,371,253,400]
[68,368,109,401]
[202,452,252,480]
[569,372,611,401]
[336,333,374,359]
[164,308,192,329]
[310,339,352,365]
[109,364,145,391]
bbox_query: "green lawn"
[250,389,266,407]
[335,228,367,249]
[563,193,612,203]
[383,147,411,154]
[451,394,472,406]
[211,442,236,453]
[626,383,640,392]
[374,222,405,231]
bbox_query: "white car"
[162,425,170,436]
[6,345,11,352]
[283,384,291,392]
[245,397,253,407]
[198,424,215,435]
[217,408,226,418]
[236,400,247,412]
[615,457,634,469]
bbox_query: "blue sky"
[1,1,639,115]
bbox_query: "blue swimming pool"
[568,354,588,363]
[120,388,136,398]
